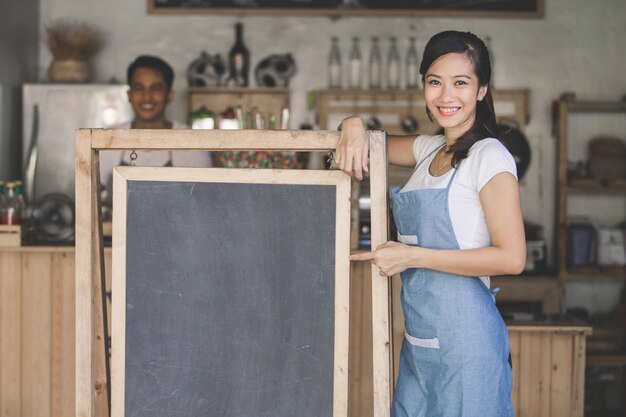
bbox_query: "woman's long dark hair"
[420,30,500,166]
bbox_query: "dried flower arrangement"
[45,20,102,61]
[45,20,102,82]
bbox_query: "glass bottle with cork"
[226,23,250,87]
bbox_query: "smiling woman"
[336,30,525,417]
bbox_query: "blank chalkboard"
[148,0,543,17]
[111,167,351,417]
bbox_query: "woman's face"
[423,52,487,141]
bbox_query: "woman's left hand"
[350,241,415,276]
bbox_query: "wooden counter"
[0,248,590,417]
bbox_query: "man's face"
[127,67,173,124]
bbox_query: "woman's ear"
[478,84,488,102]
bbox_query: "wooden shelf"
[562,100,626,113]
[187,86,289,126]
[491,275,562,314]
[566,266,626,279]
[586,354,626,367]
[567,178,626,194]
[556,96,626,282]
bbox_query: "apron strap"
[446,159,461,191]
[414,143,445,171]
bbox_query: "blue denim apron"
[390,145,513,417]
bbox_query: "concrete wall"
[0,0,40,180]
[36,0,626,313]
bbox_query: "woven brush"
[45,21,102,61]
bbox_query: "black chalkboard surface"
[149,0,542,16]
[111,168,351,417]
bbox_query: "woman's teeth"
[439,107,459,115]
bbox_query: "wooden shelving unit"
[556,95,626,280]
[556,94,626,416]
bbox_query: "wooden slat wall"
[0,250,77,417]
[1,251,22,417]
[1,249,590,417]
[509,328,590,417]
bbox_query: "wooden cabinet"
[0,247,113,417]
[556,95,626,280]
[508,325,591,417]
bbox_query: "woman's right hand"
[336,116,369,180]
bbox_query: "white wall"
[38,0,626,312]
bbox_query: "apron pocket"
[397,232,419,245]
[403,328,442,367]
[405,331,439,349]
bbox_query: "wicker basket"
[588,136,626,182]
[48,59,89,82]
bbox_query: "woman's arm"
[352,172,526,277]
[336,116,417,179]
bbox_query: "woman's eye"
[428,79,440,85]
[455,80,468,86]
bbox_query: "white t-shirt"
[400,134,517,288]
[99,120,213,186]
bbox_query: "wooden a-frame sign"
[75,128,391,417]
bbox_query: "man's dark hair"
[126,55,174,91]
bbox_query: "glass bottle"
[2,181,24,225]
[386,37,401,89]
[368,37,382,89]
[405,36,419,89]
[226,23,250,87]
[328,37,342,89]
[347,37,363,90]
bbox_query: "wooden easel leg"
[368,131,392,417]
[76,130,110,417]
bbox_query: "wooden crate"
[0,225,21,246]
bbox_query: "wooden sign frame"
[75,129,391,417]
